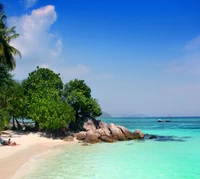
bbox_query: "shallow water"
[20,117,200,179]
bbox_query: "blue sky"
[3,0,200,116]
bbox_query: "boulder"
[133,129,144,139]
[166,120,170,122]
[63,136,74,142]
[108,123,126,141]
[100,135,114,143]
[99,122,112,137]
[66,131,75,137]
[76,131,87,140]
[158,119,162,122]
[83,119,97,131]
[84,131,100,144]
[117,126,135,140]
[95,129,104,136]
[149,135,157,139]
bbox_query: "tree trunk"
[15,118,23,130]
[22,119,28,131]
[34,121,39,131]
[12,117,16,130]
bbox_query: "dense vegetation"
[0,4,102,133]
[0,66,102,132]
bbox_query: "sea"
[17,117,200,179]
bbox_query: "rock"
[82,143,89,146]
[117,126,135,140]
[84,131,100,144]
[99,122,112,137]
[83,119,97,131]
[74,118,145,143]
[95,129,104,136]
[66,131,75,137]
[63,136,74,142]
[76,131,87,140]
[166,120,170,122]
[108,123,126,141]
[158,119,162,122]
[149,135,157,139]
[133,129,144,139]
[100,135,114,143]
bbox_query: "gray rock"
[149,135,157,139]
[83,119,97,131]
[117,126,135,140]
[108,123,126,141]
[76,131,87,140]
[99,122,112,137]
[84,131,100,144]
[133,129,144,139]
[100,135,114,143]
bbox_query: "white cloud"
[166,36,200,75]
[25,0,38,8]
[7,5,61,79]
[184,36,200,52]
[7,5,114,84]
[53,64,114,83]
[52,39,62,57]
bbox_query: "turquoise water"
[21,117,200,179]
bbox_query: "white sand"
[0,130,75,179]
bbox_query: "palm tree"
[0,4,21,71]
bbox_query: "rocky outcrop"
[99,122,111,137]
[83,119,97,131]
[76,131,87,140]
[84,131,100,144]
[117,126,135,140]
[100,135,114,143]
[74,118,144,144]
[133,129,145,139]
[108,123,126,141]
[149,135,157,139]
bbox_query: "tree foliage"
[63,79,102,123]
[0,3,21,70]
[22,67,75,130]
[0,67,102,132]
[0,66,18,130]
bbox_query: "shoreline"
[0,131,76,179]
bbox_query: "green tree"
[63,79,102,126]
[22,67,75,131]
[8,81,25,130]
[0,3,21,70]
[0,66,18,130]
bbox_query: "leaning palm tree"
[0,4,21,71]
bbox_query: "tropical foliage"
[0,4,21,70]
[63,79,102,129]
[0,66,18,130]
[21,67,75,130]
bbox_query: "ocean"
[18,117,200,179]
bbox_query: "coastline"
[0,131,75,179]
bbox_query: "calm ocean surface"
[20,117,200,179]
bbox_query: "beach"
[1,117,200,179]
[0,131,74,179]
